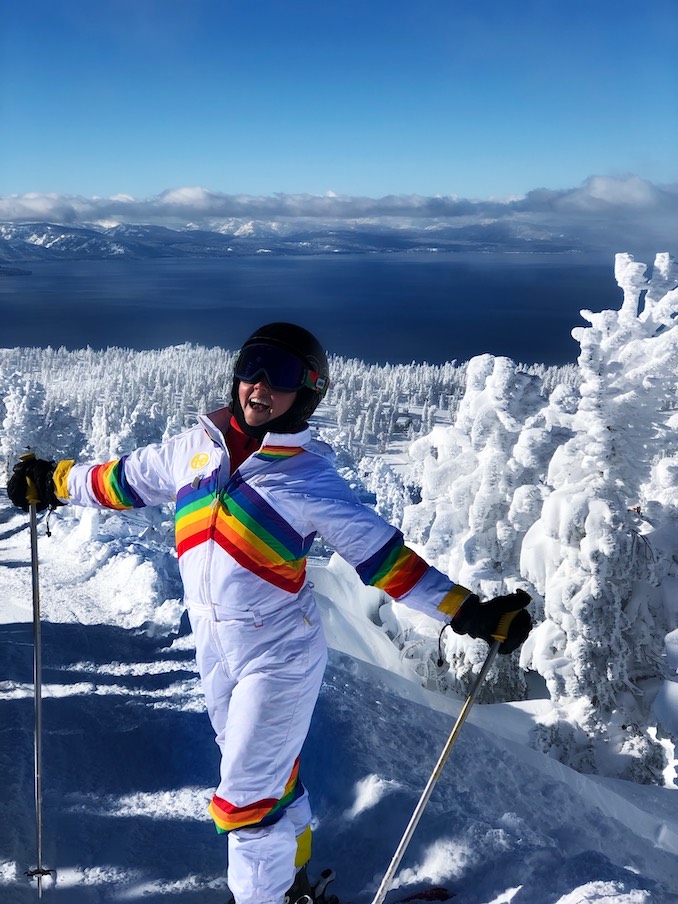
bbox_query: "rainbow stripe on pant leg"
[208,758,304,834]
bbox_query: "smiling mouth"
[248,399,270,413]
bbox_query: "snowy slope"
[1,496,677,904]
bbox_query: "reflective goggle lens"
[235,344,328,396]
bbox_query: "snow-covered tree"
[521,252,678,781]
[358,455,412,528]
[1,376,48,478]
[399,354,559,701]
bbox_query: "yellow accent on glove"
[437,584,473,618]
[53,460,75,501]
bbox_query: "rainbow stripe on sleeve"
[90,457,146,510]
[357,530,429,600]
[208,758,304,834]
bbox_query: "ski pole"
[22,459,55,897]
[370,637,502,904]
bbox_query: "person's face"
[238,378,297,429]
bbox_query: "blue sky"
[1,0,677,201]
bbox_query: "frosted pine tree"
[84,404,118,462]
[521,253,678,781]
[42,398,86,463]
[398,355,556,701]
[1,377,48,478]
[358,455,412,528]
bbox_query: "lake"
[0,252,624,365]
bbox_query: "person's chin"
[245,413,270,428]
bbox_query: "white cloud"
[0,176,676,252]
[555,175,665,211]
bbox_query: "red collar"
[226,416,262,474]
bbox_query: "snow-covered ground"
[1,250,677,903]
[1,495,677,904]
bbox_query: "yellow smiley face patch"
[190,452,210,470]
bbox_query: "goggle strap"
[306,371,329,396]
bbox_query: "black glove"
[452,589,532,654]
[7,456,60,513]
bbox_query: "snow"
[1,514,676,903]
[1,251,678,903]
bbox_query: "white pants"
[189,591,328,904]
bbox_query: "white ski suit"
[57,409,472,904]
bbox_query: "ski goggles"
[234,344,329,396]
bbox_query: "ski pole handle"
[491,589,532,645]
[19,452,42,508]
[25,478,41,507]
[492,610,517,644]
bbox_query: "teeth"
[249,399,269,410]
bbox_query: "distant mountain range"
[0,218,581,262]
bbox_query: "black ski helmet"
[231,322,330,437]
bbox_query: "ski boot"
[284,865,314,904]
[285,866,338,904]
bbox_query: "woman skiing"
[8,322,531,904]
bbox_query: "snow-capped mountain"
[0,219,582,262]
